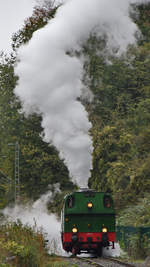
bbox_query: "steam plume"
[14,0,148,186]
[3,192,62,254]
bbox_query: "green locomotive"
[61,189,116,256]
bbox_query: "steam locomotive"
[61,189,116,256]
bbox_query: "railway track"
[63,256,136,267]
[80,256,136,267]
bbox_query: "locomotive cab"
[61,189,116,256]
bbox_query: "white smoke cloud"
[3,192,62,254]
[14,0,149,187]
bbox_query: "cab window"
[67,196,74,208]
[104,195,112,208]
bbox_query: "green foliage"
[0,220,49,266]
[118,195,150,227]
[12,3,57,50]
[87,4,150,213]
[1,0,150,246]
[0,221,77,267]
[128,234,142,259]
[0,6,75,206]
[48,191,71,217]
[142,234,150,257]
[135,4,150,44]
[117,195,150,259]
[117,225,150,259]
[45,262,78,267]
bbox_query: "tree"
[87,4,150,210]
[12,2,57,51]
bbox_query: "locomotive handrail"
[65,212,116,215]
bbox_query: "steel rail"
[104,257,135,267]
[61,256,105,267]
[61,255,135,267]
[80,256,136,267]
[80,257,105,267]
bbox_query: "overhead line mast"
[15,141,20,203]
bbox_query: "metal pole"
[15,141,20,203]
[8,142,20,203]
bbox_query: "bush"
[0,220,48,266]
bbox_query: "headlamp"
[102,227,108,233]
[87,202,93,208]
[72,227,78,233]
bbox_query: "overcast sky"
[0,0,36,53]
